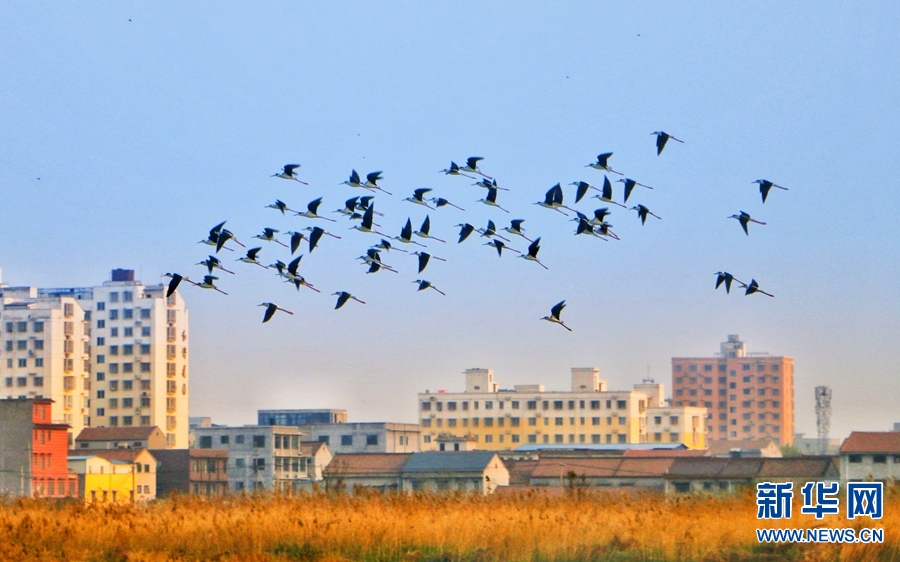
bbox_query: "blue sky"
[2,2,898,439]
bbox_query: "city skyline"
[2,4,898,440]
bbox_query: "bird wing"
[550,300,566,319]
[458,224,474,243]
[467,157,483,168]
[366,171,382,184]
[358,196,373,209]
[486,220,496,233]
[288,256,302,275]
[594,208,609,221]
[576,182,589,203]
[656,133,668,155]
[597,152,612,166]
[335,292,350,309]
[345,196,359,210]
[487,187,498,203]
[510,219,524,230]
[449,161,460,172]
[420,215,431,234]
[418,252,429,273]
[494,241,504,256]
[367,261,381,273]
[401,218,412,239]
[552,184,564,205]
[284,164,300,175]
[602,176,613,199]
[309,227,324,251]
[210,221,226,236]
[361,206,374,229]
[350,169,360,183]
[623,180,635,203]
[263,304,276,323]
[166,275,181,297]
[528,238,540,257]
[414,188,431,200]
[308,197,323,214]
[542,185,555,205]
[247,247,261,260]
[290,233,303,254]
[739,216,749,235]
[760,183,771,203]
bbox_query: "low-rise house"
[707,439,782,458]
[840,432,900,482]
[663,456,838,493]
[301,440,333,482]
[400,451,508,494]
[324,453,411,492]
[194,425,310,493]
[0,397,78,498]
[153,449,228,497]
[528,456,673,489]
[68,448,157,502]
[301,422,419,453]
[74,426,167,451]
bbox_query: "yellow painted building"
[67,449,156,502]
[419,368,707,450]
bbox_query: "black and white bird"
[753,179,789,204]
[295,197,336,222]
[265,199,297,214]
[631,205,661,225]
[394,218,428,247]
[199,221,227,249]
[372,238,407,253]
[284,256,305,280]
[741,279,774,298]
[575,217,607,240]
[586,153,622,175]
[517,238,548,269]
[473,178,508,191]
[162,273,197,297]
[197,275,228,295]
[439,161,476,179]
[286,276,320,293]
[455,223,476,243]
[356,196,384,216]
[478,220,510,242]
[272,164,308,184]
[728,211,765,235]
[569,181,599,204]
[652,131,683,155]
[269,260,288,278]
[350,205,389,237]
[591,176,628,209]
[414,215,446,243]
[363,171,392,195]
[259,302,294,323]
[714,271,744,294]
[617,178,654,204]
[283,231,307,255]
[303,226,341,252]
[413,279,446,296]
[404,188,435,209]
[502,219,532,242]
[332,291,366,310]
[335,196,360,216]
[535,183,573,215]
[410,251,446,274]
[477,186,509,213]
[198,255,234,275]
[484,239,520,257]
[541,300,571,331]
[589,208,612,226]
[341,169,365,189]
[460,157,491,179]
[357,248,397,273]
[254,228,289,248]
[237,247,268,268]
[215,228,244,253]
[428,196,465,211]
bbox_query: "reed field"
[0,487,896,562]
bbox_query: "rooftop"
[75,426,163,442]
[840,432,900,454]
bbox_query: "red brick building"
[0,397,78,497]
[671,335,794,446]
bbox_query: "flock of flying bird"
[163,131,787,328]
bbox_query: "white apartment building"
[418,368,707,451]
[0,280,91,445]
[38,269,190,449]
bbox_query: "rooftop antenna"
[815,386,832,455]
[642,364,654,384]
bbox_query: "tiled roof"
[707,439,779,456]
[666,457,837,479]
[531,457,676,479]
[840,432,900,454]
[401,452,502,473]
[757,458,837,478]
[300,440,329,456]
[91,449,156,463]
[75,427,162,441]
[324,453,411,476]
[504,459,538,486]
[622,449,709,458]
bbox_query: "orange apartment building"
[671,335,793,446]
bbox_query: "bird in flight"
[478,220,510,242]
[518,238,548,269]
[372,238,407,253]
[265,199,297,214]
[215,228,244,253]
[294,197,336,222]
[586,152,622,175]
[254,228,289,248]
[404,188,435,209]
[460,157,492,179]
[477,185,509,213]
[237,247,268,268]
[652,131,683,155]
[535,183,573,215]
[363,171,392,195]
[728,211,765,235]
[332,291,366,310]
[259,302,293,323]
[410,251,446,274]
[272,164,308,184]
[439,161,476,179]
[570,181,599,204]
[197,275,228,295]
[753,179,789,203]
[428,196,465,211]
[163,273,197,297]
[414,215,446,243]
[484,239,520,257]
[502,219,533,242]
[541,300,572,331]
[341,169,365,189]
[591,176,627,209]
[334,196,360,216]
[574,216,608,240]
[473,178,508,191]
[358,248,398,273]
[617,178,654,204]
[714,271,743,294]
[356,196,384,217]
[303,226,340,252]
[740,279,774,297]
[413,279,446,296]
[631,204,661,224]
[199,221,233,252]
[350,205,389,237]
[455,223,476,244]
[394,218,428,247]
[197,255,234,275]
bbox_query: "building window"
[124,327,133,337]
[526,401,537,410]
[341,435,353,446]
[252,435,266,448]
[483,418,493,427]
[421,402,431,411]
[511,401,519,409]
[366,434,378,446]
[617,400,626,409]
[140,309,151,319]
[109,416,118,426]
[141,327,151,337]
[123,309,133,320]
[848,455,861,463]
[873,455,887,464]
[123,416,133,426]
[675,365,682,372]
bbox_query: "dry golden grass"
[0,487,896,561]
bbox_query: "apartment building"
[39,269,190,448]
[258,409,347,426]
[300,422,420,453]
[671,335,794,445]
[0,282,91,444]
[418,368,706,450]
